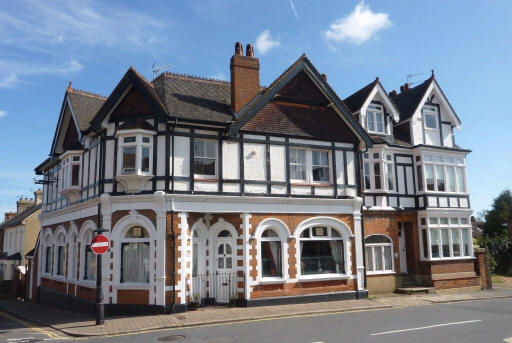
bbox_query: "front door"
[214,234,236,303]
[398,223,408,274]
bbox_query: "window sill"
[291,183,333,187]
[298,274,350,282]
[77,280,96,288]
[422,256,475,262]
[194,177,218,182]
[258,277,286,285]
[115,174,153,193]
[367,271,395,276]
[115,283,150,289]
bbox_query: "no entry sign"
[91,235,110,255]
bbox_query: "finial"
[67,81,72,90]
[431,69,435,77]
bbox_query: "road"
[1,298,512,342]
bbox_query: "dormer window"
[423,105,438,130]
[118,134,153,175]
[59,151,82,203]
[366,104,385,134]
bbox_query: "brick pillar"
[474,247,492,290]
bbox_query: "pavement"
[1,286,512,338]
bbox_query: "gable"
[241,101,359,142]
[51,100,82,156]
[276,71,329,105]
[62,114,82,151]
[110,87,155,121]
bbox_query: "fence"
[190,271,242,305]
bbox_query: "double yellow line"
[0,310,68,340]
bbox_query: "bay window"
[194,139,217,178]
[362,152,395,191]
[299,227,345,275]
[420,154,467,193]
[420,216,473,260]
[366,104,385,134]
[365,235,393,274]
[117,133,153,175]
[260,229,282,278]
[121,226,150,283]
[289,148,331,184]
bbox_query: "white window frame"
[68,232,78,281]
[366,104,386,134]
[363,152,396,192]
[80,229,96,283]
[193,139,218,180]
[420,153,467,194]
[116,131,154,176]
[365,234,394,275]
[41,233,53,276]
[289,148,332,185]
[120,226,151,284]
[423,105,439,130]
[419,216,473,261]
[54,231,66,278]
[260,228,284,279]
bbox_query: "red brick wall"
[251,279,355,299]
[40,277,67,293]
[117,289,149,304]
[76,285,96,301]
[433,277,480,289]
[230,53,260,113]
[430,260,475,274]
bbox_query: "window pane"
[218,257,224,269]
[364,162,371,189]
[142,137,150,143]
[374,163,381,189]
[374,246,383,270]
[460,218,469,225]
[425,112,437,129]
[387,164,394,190]
[124,136,136,143]
[141,147,150,172]
[194,158,216,176]
[451,229,461,257]
[85,245,96,280]
[45,247,52,273]
[456,167,465,192]
[57,246,65,275]
[417,165,424,191]
[194,140,205,157]
[425,165,435,191]
[312,166,329,182]
[122,146,136,174]
[435,165,445,191]
[261,241,282,277]
[365,247,373,271]
[71,165,80,186]
[422,229,428,258]
[440,218,449,225]
[226,257,232,269]
[441,229,450,257]
[446,167,456,192]
[301,240,344,275]
[365,235,391,244]
[367,112,375,132]
[376,112,384,133]
[462,229,471,256]
[262,229,278,238]
[384,246,392,270]
[430,229,440,258]
[125,227,149,238]
[122,242,149,283]
[312,151,329,166]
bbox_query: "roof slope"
[67,89,106,132]
[0,204,41,231]
[343,79,378,113]
[391,77,433,122]
[153,73,233,123]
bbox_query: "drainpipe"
[357,148,368,292]
[170,118,177,312]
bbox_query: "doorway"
[398,222,408,274]
[214,230,236,303]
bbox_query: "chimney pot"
[246,44,254,57]
[321,74,327,82]
[235,42,243,56]
[389,90,397,97]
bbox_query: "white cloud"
[289,0,298,18]
[255,30,280,55]
[0,59,83,89]
[324,1,391,45]
[0,110,6,118]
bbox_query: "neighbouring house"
[0,191,42,282]
[31,42,480,315]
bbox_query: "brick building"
[31,42,479,314]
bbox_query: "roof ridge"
[153,71,230,85]
[128,66,156,89]
[67,87,107,100]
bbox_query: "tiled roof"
[153,73,234,124]
[0,204,41,231]
[67,89,106,132]
[391,77,433,122]
[343,79,378,113]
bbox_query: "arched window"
[82,229,96,281]
[42,233,53,274]
[192,230,199,277]
[121,226,149,283]
[54,232,66,276]
[68,232,78,280]
[299,226,345,275]
[261,229,282,278]
[365,235,393,274]
[218,230,232,237]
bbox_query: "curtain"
[268,241,282,276]
[85,247,96,280]
[329,240,344,273]
[122,242,149,283]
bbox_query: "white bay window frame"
[418,153,467,194]
[366,104,386,134]
[289,148,331,185]
[116,130,154,176]
[363,152,395,192]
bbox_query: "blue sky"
[0,0,510,219]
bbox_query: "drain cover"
[157,334,185,341]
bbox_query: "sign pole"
[94,204,108,326]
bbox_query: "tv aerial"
[406,72,424,85]
[152,63,173,78]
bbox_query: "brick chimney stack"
[16,197,34,214]
[34,189,42,205]
[230,42,260,113]
[4,212,15,222]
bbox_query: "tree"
[483,189,512,237]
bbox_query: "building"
[32,42,478,314]
[343,76,476,293]
[0,192,42,282]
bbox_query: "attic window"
[423,105,438,129]
[366,104,385,134]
